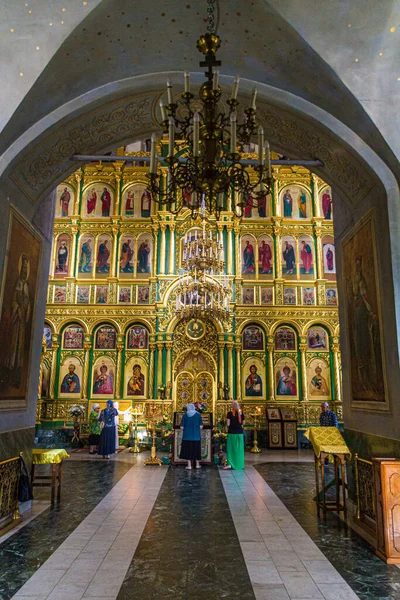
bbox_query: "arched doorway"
[172,320,218,413]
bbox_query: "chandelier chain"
[206,0,217,33]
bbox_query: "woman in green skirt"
[223,401,245,470]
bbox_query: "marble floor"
[0,450,399,599]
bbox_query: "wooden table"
[305,427,350,518]
[31,449,70,504]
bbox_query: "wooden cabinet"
[373,458,400,564]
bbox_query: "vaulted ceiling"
[1,0,400,170]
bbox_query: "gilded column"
[315,231,324,280]
[69,226,79,278]
[49,335,60,399]
[115,334,124,400]
[299,340,308,401]
[165,341,173,388]
[332,341,342,403]
[273,223,282,278]
[168,223,176,275]
[267,341,275,402]
[157,340,164,390]
[226,224,233,275]
[73,169,82,216]
[274,178,280,216]
[110,226,119,278]
[160,223,167,275]
[234,227,241,278]
[312,174,321,218]
[82,335,92,400]
[149,338,156,400]
[152,223,159,276]
[227,342,234,397]
[218,341,225,386]
[113,163,123,216]
[235,341,242,400]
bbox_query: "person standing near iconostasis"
[223,401,245,470]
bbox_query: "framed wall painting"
[326,287,337,305]
[43,325,52,349]
[63,325,84,349]
[266,408,281,420]
[137,286,150,304]
[55,183,74,219]
[307,327,328,351]
[77,286,90,304]
[242,287,255,304]
[125,356,147,398]
[0,207,43,409]
[136,235,152,276]
[83,183,113,218]
[341,212,388,410]
[96,286,108,304]
[77,234,94,276]
[95,326,116,349]
[307,358,331,400]
[92,357,115,397]
[127,326,148,349]
[302,287,315,305]
[283,287,296,305]
[275,358,298,399]
[54,285,66,303]
[281,408,296,420]
[119,287,131,303]
[241,235,256,277]
[54,233,71,278]
[243,326,264,351]
[275,327,296,351]
[59,356,83,397]
[242,357,265,399]
[261,287,273,305]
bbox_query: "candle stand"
[129,406,143,454]
[144,401,163,466]
[250,406,262,454]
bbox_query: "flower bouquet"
[194,401,208,414]
[213,432,228,445]
[68,405,85,419]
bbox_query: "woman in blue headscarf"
[179,403,203,470]
[98,400,118,459]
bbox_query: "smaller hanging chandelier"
[147,2,272,220]
[175,218,231,322]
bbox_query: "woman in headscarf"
[88,403,101,454]
[179,403,203,470]
[223,401,246,470]
[98,400,118,459]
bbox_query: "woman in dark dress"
[98,400,118,459]
[179,403,203,470]
[223,401,245,470]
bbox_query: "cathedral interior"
[1,1,400,599]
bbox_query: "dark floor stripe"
[255,462,400,600]
[117,466,255,600]
[0,460,132,600]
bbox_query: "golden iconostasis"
[39,148,340,429]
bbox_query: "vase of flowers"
[213,431,227,464]
[68,405,85,444]
[163,431,174,458]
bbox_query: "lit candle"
[250,87,257,110]
[212,69,219,90]
[231,75,240,100]
[193,111,200,157]
[168,117,175,157]
[184,71,190,94]
[265,140,271,178]
[167,79,173,105]
[230,112,237,154]
[257,126,264,165]
[150,133,157,174]
[159,99,167,122]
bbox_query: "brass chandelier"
[175,217,231,322]
[147,1,272,220]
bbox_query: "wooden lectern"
[372,458,400,564]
